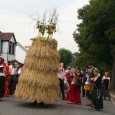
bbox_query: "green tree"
[58,48,73,68]
[70,52,91,69]
[69,52,79,67]
[73,0,115,89]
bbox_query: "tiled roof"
[0,31,17,43]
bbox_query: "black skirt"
[0,76,5,98]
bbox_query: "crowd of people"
[0,57,111,111]
[58,63,111,111]
[0,56,23,99]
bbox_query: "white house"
[0,31,17,63]
[0,31,28,64]
[15,42,28,63]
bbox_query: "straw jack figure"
[47,9,58,39]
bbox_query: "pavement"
[110,90,115,100]
[0,95,115,115]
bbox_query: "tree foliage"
[73,0,115,73]
[58,48,73,68]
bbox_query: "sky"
[0,0,89,53]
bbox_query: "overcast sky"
[0,0,89,53]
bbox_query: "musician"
[9,60,17,95]
[0,57,5,99]
[2,58,10,96]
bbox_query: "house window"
[0,40,2,53]
[9,42,12,54]
[12,43,15,55]
[9,42,15,55]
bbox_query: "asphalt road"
[0,96,115,115]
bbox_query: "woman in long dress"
[66,69,81,104]
[91,68,103,110]
[102,72,110,100]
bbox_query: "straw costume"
[15,10,60,103]
[15,37,60,103]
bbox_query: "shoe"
[66,101,73,104]
[33,100,37,105]
[94,107,101,111]
[86,104,91,106]
[39,102,45,106]
[109,97,111,101]
[95,108,100,111]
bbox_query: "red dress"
[66,79,81,104]
[3,63,10,97]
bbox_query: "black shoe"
[39,102,45,106]
[62,97,65,100]
[109,97,111,101]
[33,100,37,105]
[95,108,100,111]
[86,104,91,106]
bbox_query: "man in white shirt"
[9,60,17,95]
[58,69,65,100]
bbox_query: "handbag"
[84,84,90,91]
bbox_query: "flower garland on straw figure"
[15,9,60,104]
